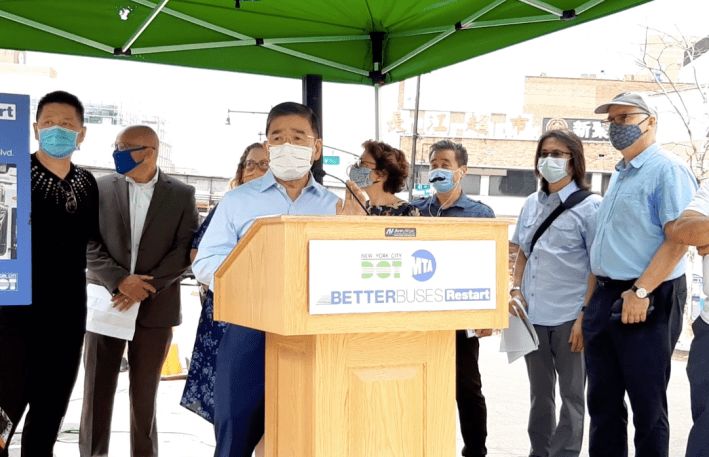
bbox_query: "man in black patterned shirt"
[0,91,99,457]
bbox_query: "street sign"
[323,156,340,165]
[413,183,432,197]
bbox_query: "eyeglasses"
[57,180,77,213]
[112,143,154,151]
[244,160,270,171]
[354,158,376,169]
[267,132,315,147]
[600,112,649,127]
[539,150,572,159]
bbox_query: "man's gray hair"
[429,140,467,168]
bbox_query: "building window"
[461,175,481,195]
[489,170,537,197]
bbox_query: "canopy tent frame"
[0,0,620,85]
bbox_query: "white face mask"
[537,157,569,184]
[268,143,314,181]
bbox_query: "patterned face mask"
[348,165,375,188]
[428,168,459,193]
[609,123,645,151]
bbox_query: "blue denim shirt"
[411,193,495,218]
[590,143,697,280]
[512,181,602,326]
[193,170,340,290]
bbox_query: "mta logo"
[361,260,402,279]
[411,250,436,282]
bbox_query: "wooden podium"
[214,215,510,457]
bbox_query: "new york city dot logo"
[411,250,436,282]
[361,259,402,279]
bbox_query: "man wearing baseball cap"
[583,92,697,456]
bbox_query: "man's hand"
[698,244,709,256]
[620,289,650,324]
[568,315,584,352]
[508,291,527,317]
[118,274,156,302]
[474,329,493,338]
[336,181,367,215]
[111,292,138,311]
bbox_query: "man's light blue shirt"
[512,181,602,326]
[590,143,697,280]
[192,170,339,290]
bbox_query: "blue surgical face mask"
[113,147,145,174]
[609,123,645,151]
[428,168,458,193]
[39,126,80,159]
[537,157,569,184]
[348,165,375,188]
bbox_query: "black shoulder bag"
[529,190,594,255]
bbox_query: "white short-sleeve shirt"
[684,180,709,324]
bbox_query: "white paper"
[703,255,709,296]
[500,305,539,363]
[86,284,140,341]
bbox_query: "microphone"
[314,169,370,215]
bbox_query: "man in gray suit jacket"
[80,125,199,457]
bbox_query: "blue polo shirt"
[590,143,697,280]
[512,181,602,326]
[411,193,495,218]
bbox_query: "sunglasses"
[57,180,77,213]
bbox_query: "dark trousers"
[79,326,172,457]
[0,316,84,457]
[213,324,265,457]
[686,317,709,457]
[582,275,686,457]
[456,330,487,457]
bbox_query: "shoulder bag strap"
[529,190,594,255]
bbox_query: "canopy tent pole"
[408,75,422,201]
[374,84,380,141]
[303,74,324,184]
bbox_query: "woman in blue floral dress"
[180,142,269,422]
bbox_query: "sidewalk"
[8,285,694,456]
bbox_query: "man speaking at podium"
[411,140,495,457]
[192,102,365,457]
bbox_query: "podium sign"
[0,93,31,305]
[309,239,496,315]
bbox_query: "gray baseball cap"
[594,92,658,119]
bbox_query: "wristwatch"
[510,286,521,295]
[631,284,648,299]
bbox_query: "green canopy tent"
[0,0,651,85]
[0,0,651,176]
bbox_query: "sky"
[2,0,707,178]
